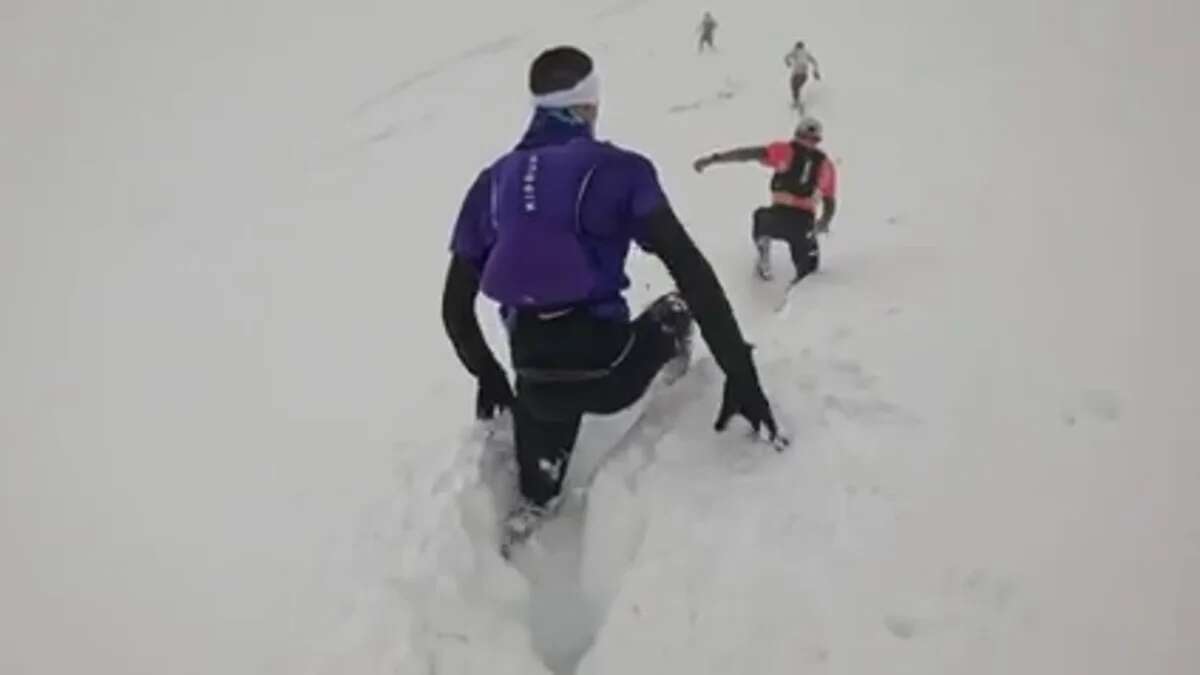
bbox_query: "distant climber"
[698,12,718,52]
[784,40,822,109]
[692,116,838,283]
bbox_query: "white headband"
[530,71,600,108]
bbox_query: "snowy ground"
[3,0,1198,674]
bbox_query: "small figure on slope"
[784,40,822,110]
[693,117,838,283]
[442,46,780,555]
[698,12,718,53]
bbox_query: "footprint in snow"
[1061,390,1122,426]
[1081,389,1121,421]
[885,568,1024,641]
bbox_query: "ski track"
[352,35,524,117]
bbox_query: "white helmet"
[795,116,823,141]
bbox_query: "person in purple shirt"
[441,46,779,551]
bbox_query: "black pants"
[790,72,808,104]
[509,300,683,506]
[753,205,819,280]
[699,33,715,52]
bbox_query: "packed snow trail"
[3,1,1198,674]
[314,0,1200,671]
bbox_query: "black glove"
[693,155,714,173]
[475,365,515,420]
[714,375,779,440]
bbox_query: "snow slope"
[2,0,1198,674]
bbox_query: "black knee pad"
[752,207,780,241]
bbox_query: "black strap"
[516,367,611,383]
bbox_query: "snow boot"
[501,499,553,558]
